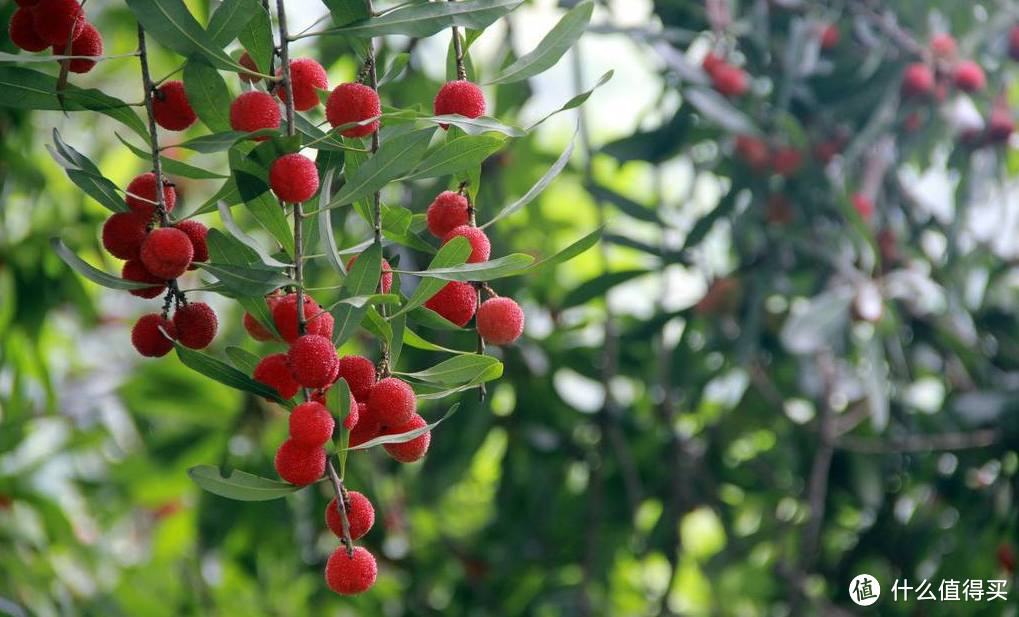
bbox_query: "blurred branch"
[836,428,1001,453]
[850,0,927,59]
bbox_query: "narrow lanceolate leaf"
[403,328,472,354]
[51,238,153,290]
[216,200,289,267]
[322,0,371,27]
[562,269,649,309]
[406,135,505,180]
[400,253,534,282]
[587,183,662,223]
[48,130,125,213]
[237,2,273,75]
[116,133,229,180]
[423,115,526,137]
[0,67,148,141]
[317,170,347,276]
[319,129,434,211]
[225,346,261,374]
[526,226,602,272]
[245,192,295,259]
[125,0,241,72]
[188,465,306,501]
[482,126,576,228]
[345,404,461,451]
[174,343,291,406]
[323,0,523,38]
[488,1,593,84]
[378,52,410,87]
[205,229,280,336]
[414,364,503,399]
[401,355,502,386]
[176,130,278,153]
[391,237,472,318]
[529,70,613,130]
[331,242,383,346]
[196,262,292,297]
[183,57,233,132]
[206,0,260,47]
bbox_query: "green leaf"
[378,52,410,87]
[587,182,662,223]
[318,129,434,212]
[403,328,472,354]
[205,229,281,336]
[482,126,576,228]
[176,130,278,153]
[322,0,371,27]
[562,269,649,309]
[317,170,347,276]
[196,262,293,297]
[423,115,526,137]
[183,57,233,132]
[529,70,613,130]
[51,238,154,291]
[126,0,242,72]
[322,0,523,38]
[0,66,148,141]
[237,3,273,76]
[391,237,472,318]
[345,403,460,451]
[216,200,289,267]
[400,355,502,386]
[406,134,505,180]
[116,133,229,180]
[48,130,126,213]
[400,253,534,281]
[363,308,393,344]
[330,242,383,346]
[245,192,294,258]
[414,364,503,399]
[188,465,306,501]
[175,343,291,405]
[487,2,593,84]
[526,227,602,272]
[409,306,470,331]
[225,346,261,374]
[206,0,260,47]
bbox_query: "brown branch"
[326,457,355,556]
[448,0,467,80]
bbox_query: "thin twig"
[837,429,1001,453]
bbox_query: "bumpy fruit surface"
[851,193,874,222]
[125,172,176,218]
[172,302,218,349]
[33,0,84,46]
[424,280,477,327]
[336,355,376,402]
[954,60,985,93]
[174,220,208,267]
[442,225,490,263]
[476,297,525,345]
[277,58,328,111]
[348,412,379,448]
[701,52,723,76]
[122,259,165,299]
[10,8,48,52]
[54,21,101,73]
[269,153,319,203]
[243,312,276,341]
[237,51,260,83]
[289,401,335,447]
[325,546,377,595]
[131,313,176,357]
[367,377,416,427]
[325,492,374,540]
[287,334,339,389]
[274,439,325,485]
[711,64,748,97]
[382,414,431,463]
[326,83,381,138]
[272,292,331,343]
[102,212,149,260]
[901,63,934,98]
[253,353,300,399]
[345,254,393,293]
[343,402,360,430]
[152,80,197,131]
[426,191,470,238]
[230,91,281,138]
[140,227,193,279]
[433,80,486,128]
[931,33,957,58]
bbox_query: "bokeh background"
[2,0,1018,615]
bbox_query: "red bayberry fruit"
[326,83,381,138]
[343,401,359,430]
[701,52,724,76]
[426,191,470,238]
[9,8,48,52]
[289,401,335,447]
[711,64,748,97]
[131,313,177,357]
[140,227,193,279]
[433,80,486,128]
[152,80,197,131]
[851,193,874,223]
[989,108,1015,143]
[325,492,374,540]
[102,212,149,260]
[931,33,956,58]
[53,20,101,73]
[269,153,319,203]
[325,546,377,595]
[174,220,208,267]
[274,438,325,485]
[253,353,301,400]
[998,544,1015,573]
[172,302,218,349]
[771,147,803,178]
[243,312,276,341]
[382,413,431,463]
[348,412,380,448]
[820,24,839,50]
[33,0,84,46]
[287,334,339,389]
[954,60,986,93]
[277,58,328,111]
[1010,25,1019,62]
[367,377,415,427]
[271,292,331,343]
[336,355,376,402]
[442,225,490,263]
[122,259,165,298]
[345,254,393,293]
[476,297,524,345]
[238,51,260,83]
[424,280,477,327]
[230,91,280,138]
[734,135,769,171]
[901,63,934,98]
[125,172,176,218]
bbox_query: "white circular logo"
[849,574,880,606]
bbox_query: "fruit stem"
[327,457,355,558]
[449,0,467,81]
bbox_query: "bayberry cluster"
[101,171,217,357]
[8,0,102,73]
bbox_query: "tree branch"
[836,428,1001,453]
